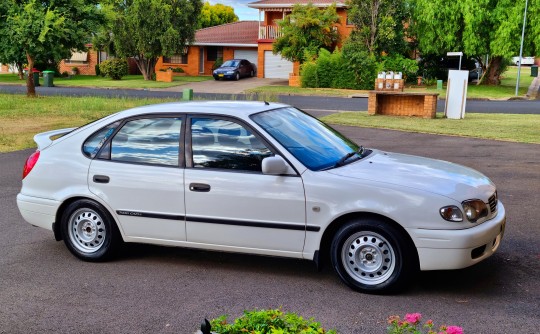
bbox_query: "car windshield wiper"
[334,146,365,168]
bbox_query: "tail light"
[23,150,40,179]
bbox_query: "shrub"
[387,313,463,334]
[212,57,223,70]
[301,48,365,90]
[341,42,378,90]
[381,54,419,82]
[171,67,184,73]
[99,58,128,80]
[71,67,79,75]
[210,308,336,334]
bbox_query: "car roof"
[115,101,289,119]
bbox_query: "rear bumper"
[17,193,60,231]
[409,202,506,270]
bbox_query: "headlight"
[440,205,463,222]
[226,71,235,74]
[462,199,488,223]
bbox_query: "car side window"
[82,121,121,158]
[106,117,182,167]
[191,118,272,171]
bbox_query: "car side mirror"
[262,155,292,175]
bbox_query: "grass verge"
[0,74,211,89]
[0,94,175,152]
[247,66,535,99]
[321,112,540,144]
[1,94,538,153]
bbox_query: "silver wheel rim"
[341,231,396,285]
[68,208,106,253]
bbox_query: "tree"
[347,0,410,56]
[108,0,203,81]
[199,2,238,29]
[413,0,540,85]
[272,3,340,64]
[0,0,103,96]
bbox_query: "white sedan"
[17,101,506,293]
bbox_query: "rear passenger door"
[87,115,187,242]
[184,116,307,255]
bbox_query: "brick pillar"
[423,95,437,118]
[368,91,377,115]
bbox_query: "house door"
[199,47,205,74]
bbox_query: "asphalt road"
[1,84,539,114]
[1,126,538,333]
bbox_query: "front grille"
[488,192,498,214]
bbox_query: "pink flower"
[445,326,463,334]
[405,313,422,324]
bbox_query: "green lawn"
[0,73,211,89]
[322,112,540,144]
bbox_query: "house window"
[64,51,89,65]
[163,54,188,64]
[207,47,223,61]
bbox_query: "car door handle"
[189,183,211,192]
[93,175,110,184]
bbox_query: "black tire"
[61,199,121,262]
[250,70,254,77]
[330,218,417,294]
[214,76,219,81]
[235,72,240,81]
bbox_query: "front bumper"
[17,193,60,231]
[409,202,506,270]
[213,73,235,79]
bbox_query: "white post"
[516,0,529,96]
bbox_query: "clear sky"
[208,0,260,21]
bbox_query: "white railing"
[259,25,282,40]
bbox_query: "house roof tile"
[195,21,259,46]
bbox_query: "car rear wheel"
[330,218,416,294]
[61,199,120,262]
[250,70,254,77]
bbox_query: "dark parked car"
[213,59,255,81]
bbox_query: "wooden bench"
[368,91,439,118]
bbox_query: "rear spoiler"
[33,128,76,150]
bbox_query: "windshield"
[221,60,238,67]
[251,107,363,171]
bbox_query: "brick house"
[155,0,354,84]
[58,44,140,75]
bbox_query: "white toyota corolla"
[17,101,506,293]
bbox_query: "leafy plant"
[99,58,128,80]
[387,313,463,334]
[212,57,223,70]
[210,308,336,334]
[171,67,184,73]
[381,54,419,82]
[71,67,80,75]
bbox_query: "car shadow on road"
[118,243,521,297]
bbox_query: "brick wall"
[257,42,273,78]
[59,50,98,75]
[368,91,439,118]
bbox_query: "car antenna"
[264,101,269,105]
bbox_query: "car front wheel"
[330,218,416,294]
[235,72,240,81]
[61,199,120,262]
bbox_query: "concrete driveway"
[157,77,288,94]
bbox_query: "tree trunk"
[26,52,36,97]
[483,56,503,85]
[16,62,24,80]
[133,56,157,81]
